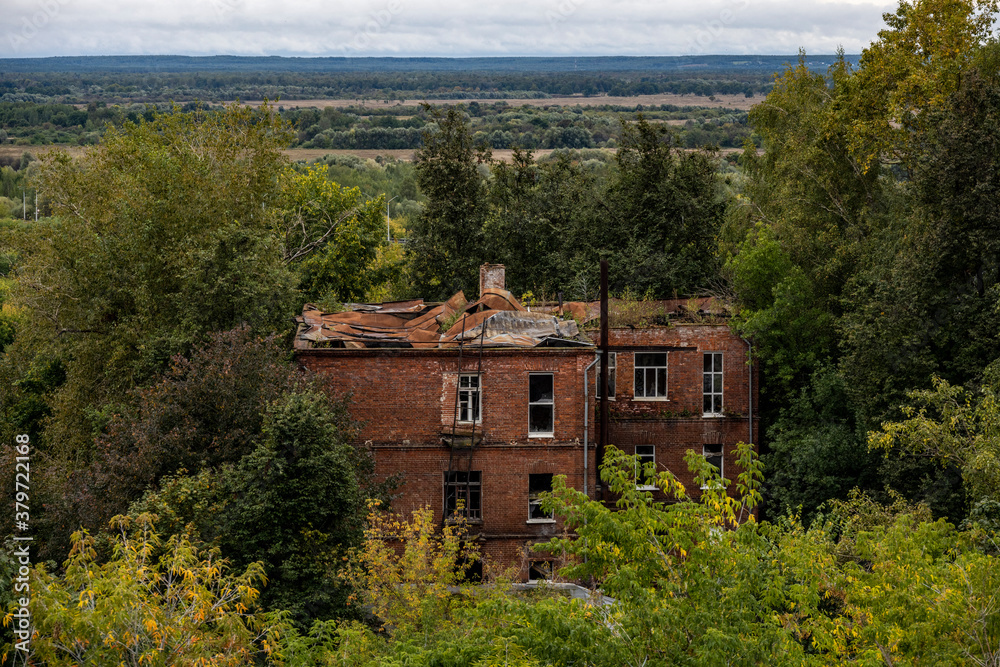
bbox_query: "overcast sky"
[2,0,895,59]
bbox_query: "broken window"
[528,373,554,435]
[634,352,667,398]
[702,444,723,488]
[458,555,483,583]
[596,351,616,398]
[528,473,554,521]
[444,471,482,520]
[635,445,657,490]
[703,353,723,415]
[459,373,481,423]
[528,560,555,581]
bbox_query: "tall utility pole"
[34,191,38,221]
[387,196,398,242]
[599,259,609,501]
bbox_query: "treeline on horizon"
[1,68,779,104]
[0,98,753,153]
[0,53,857,74]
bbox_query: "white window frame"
[703,353,724,416]
[528,373,555,437]
[527,473,555,523]
[444,470,482,521]
[458,373,482,423]
[701,444,723,489]
[596,351,616,399]
[635,445,657,490]
[633,352,668,400]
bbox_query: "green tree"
[217,390,366,626]
[284,441,1000,666]
[74,328,308,539]
[6,103,297,459]
[409,106,490,299]
[869,374,1000,508]
[763,367,878,523]
[848,0,998,171]
[278,164,389,304]
[131,388,375,628]
[600,115,725,296]
[725,0,1000,522]
[482,148,600,297]
[23,514,284,666]
[344,501,482,635]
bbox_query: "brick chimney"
[479,263,505,296]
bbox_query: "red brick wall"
[594,325,759,500]
[372,443,584,532]
[296,323,759,575]
[299,348,591,445]
[598,325,756,418]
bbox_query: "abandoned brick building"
[293,265,758,579]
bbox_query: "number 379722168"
[15,434,29,525]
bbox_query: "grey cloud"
[1,0,894,57]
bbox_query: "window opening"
[634,352,667,398]
[528,473,554,520]
[528,560,555,581]
[702,444,723,488]
[635,445,656,490]
[444,471,482,520]
[703,353,723,415]
[528,374,554,435]
[459,374,481,422]
[461,556,483,583]
[443,314,485,527]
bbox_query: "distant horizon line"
[4,53,856,59]
[0,53,860,74]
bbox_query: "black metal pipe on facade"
[599,260,609,502]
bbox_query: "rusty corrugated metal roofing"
[293,290,730,351]
[294,288,591,350]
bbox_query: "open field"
[1,145,87,161]
[1,145,566,164]
[5,144,743,166]
[238,93,758,111]
[282,148,579,163]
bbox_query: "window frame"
[444,470,482,521]
[528,373,555,437]
[633,352,668,400]
[458,373,482,424]
[596,351,616,399]
[635,445,657,491]
[703,352,724,416]
[701,444,723,489]
[527,473,555,523]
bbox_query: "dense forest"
[0,69,773,102]
[0,53,859,101]
[0,99,753,152]
[4,0,1000,663]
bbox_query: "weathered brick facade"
[600,325,759,505]
[296,320,758,579]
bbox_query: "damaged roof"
[294,289,591,350]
